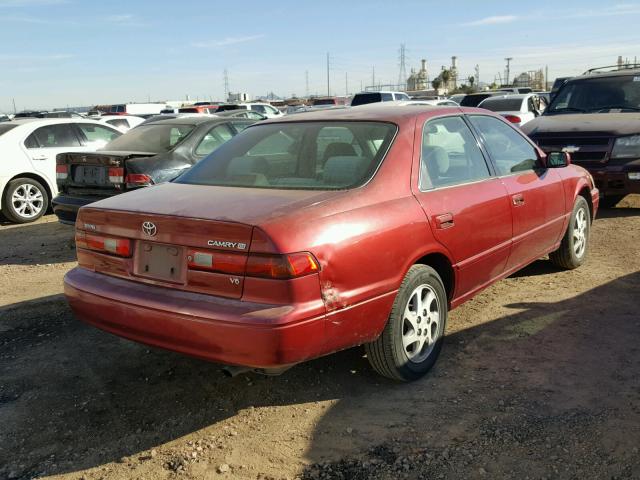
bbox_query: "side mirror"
[547,151,571,168]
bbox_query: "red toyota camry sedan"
[64,105,599,381]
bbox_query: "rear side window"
[106,118,129,128]
[468,115,538,175]
[381,93,394,101]
[195,124,234,156]
[177,121,396,190]
[461,95,492,107]
[26,124,80,149]
[421,116,490,189]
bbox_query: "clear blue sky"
[2,0,640,111]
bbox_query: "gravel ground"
[0,196,639,480]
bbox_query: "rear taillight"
[56,164,68,180]
[108,167,124,184]
[76,231,132,257]
[186,249,245,275]
[245,252,319,279]
[125,173,153,188]
[503,114,522,124]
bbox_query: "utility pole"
[475,64,480,89]
[223,69,230,101]
[345,72,348,96]
[326,52,330,97]
[504,57,513,86]
[398,43,407,90]
[12,98,17,114]
[305,70,309,98]
[545,65,549,90]
[372,66,375,89]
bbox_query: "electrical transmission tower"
[504,57,512,85]
[223,69,229,101]
[398,43,407,89]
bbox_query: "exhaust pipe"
[221,365,253,378]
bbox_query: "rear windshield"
[548,75,640,113]
[480,98,524,112]
[216,105,245,112]
[102,123,196,153]
[351,93,382,106]
[177,121,397,190]
[0,124,17,136]
[460,94,493,107]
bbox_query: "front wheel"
[365,265,447,381]
[549,196,590,270]
[2,177,49,224]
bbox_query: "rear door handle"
[31,155,48,161]
[435,213,454,229]
[512,193,525,206]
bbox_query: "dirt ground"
[1,196,639,480]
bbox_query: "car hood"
[85,182,350,226]
[523,113,640,136]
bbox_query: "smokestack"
[451,56,457,69]
[618,55,623,68]
[421,59,426,72]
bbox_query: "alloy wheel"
[402,284,441,363]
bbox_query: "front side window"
[421,116,491,189]
[195,124,234,156]
[468,115,539,175]
[77,124,120,147]
[177,121,396,190]
[26,124,80,149]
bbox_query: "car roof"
[480,94,531,101]
[142,116,239,126]
[261,104,463,124]
[570,68,640,81]
[353,91,406,95]
[6,118,106,127]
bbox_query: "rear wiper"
[589,105,640,112]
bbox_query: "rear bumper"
[52,194,107,225]
[587,164,640,196]
[64,267,327,368]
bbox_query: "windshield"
[351,93,382,106]
[102,123,196,153]
[480,98,524,112]
[548,75,640,113]
[176,121,397,190]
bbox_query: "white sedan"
[477,94,547,128]
[99,115,145,133]
[0,118,121,223]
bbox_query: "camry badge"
[142,221,157,236]
[562,145,580,153]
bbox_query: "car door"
[22,123,86,195]
[412,114,513,300]
[467,114,566,272]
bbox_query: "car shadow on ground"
[0,216,76,265]
[1,272,639,479]
[596,205,639,219]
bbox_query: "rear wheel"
[365,265,447,381]
[599,195,625,209]
[549,196,590,270]
[2,177,49,224]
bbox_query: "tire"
[549,196,590,270]
[2,177,49,224]
[599,195,625,209]
[365,265,447,382]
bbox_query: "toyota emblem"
[142,221,157,236]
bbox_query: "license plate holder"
[74,165,107,185]
[134,241,185,283]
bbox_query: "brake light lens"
[75,231,132,257]
[125,173,153,188]
[246,252,319,279]
[186,249,245,274]
[56,164,68,180]
[503,114,522,124]
[108,167,124,184]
